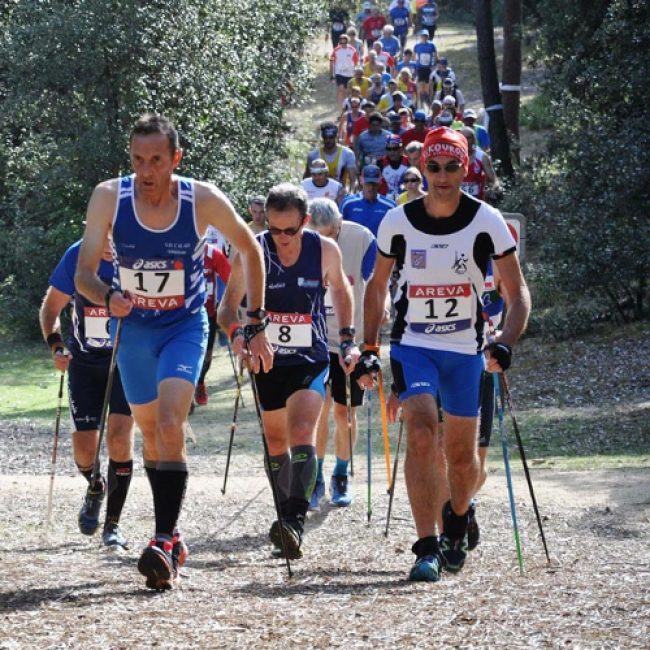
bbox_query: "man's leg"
[196,315,217,406]
[311,387,331,509]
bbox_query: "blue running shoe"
[330,475,352,507]
[408,555,442,582]
[102,521,128,550]
[308,478,325,511]
[78,479,105,536]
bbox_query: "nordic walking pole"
[91,318,123,486]
[493,372,524,576]
[384,415,404,537]
[500,373,551,564]
[226,340,245,408]
[46,371,66,530]
[245,347,292,578]
[221,358,244,495]
[345,374,354,477]
[366,388,372,523]
[377,368,392,492]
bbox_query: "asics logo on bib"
[132,259,170,270]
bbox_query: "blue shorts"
[390,344,485,417]
[111,311,208,405]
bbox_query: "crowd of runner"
[40,2,530,591]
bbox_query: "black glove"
[353,349,381,380]
[487,342,512,371]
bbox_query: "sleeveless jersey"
[377,194,516,354]
[461,156,486,199]
[301,177,343,203]
[112,175,205,326]
[259,229,328,365]
[421,3,438,26]
[48,240,114,366]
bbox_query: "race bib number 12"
[119,257,185,310]
[408,283,472,334]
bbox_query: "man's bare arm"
[493,252,531,347]
[363,253,394,347]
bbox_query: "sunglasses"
[267,219,305,237]
[386,146,401,152]
[426,160,463,174]
[403,177,420,183]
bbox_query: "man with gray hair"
[307,198,377,508]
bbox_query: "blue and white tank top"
[111,175,205,326]
[259,229,328,366]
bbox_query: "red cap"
[421,127,469,173]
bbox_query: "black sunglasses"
[267,219,305,237]
[403,177,420,183]
[426,160,463,174]
[386,146,401,152]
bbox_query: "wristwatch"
[246,308,267,320]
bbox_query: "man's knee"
[405,421,437,457]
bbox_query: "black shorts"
[254,362,329,412]
[417,66,432,83]
[478,371,494,448]
[67,358,131,432]
[335,74,352,87]
[327,352,364,407]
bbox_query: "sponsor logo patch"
[411,249,427,269]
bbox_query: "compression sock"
[333,456,349,477]
[288,445,317,519]
[268,452,291,516]
[153,461,188,538]
[105,459,133,524]
[316,457,325,483]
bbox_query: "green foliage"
[508,0,650,337]
[520,94,553,131]
[0,0,324,338]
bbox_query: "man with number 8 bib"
[75,113,272,590]
[219,184,360,560]
[358,127,530,582]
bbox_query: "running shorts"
[67,357,131,431]
[327,351,364,407]
[254,362,329,412]
[112,310,208,405]
[390,344,484,417]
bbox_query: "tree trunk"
[474,0,514,177]
[502,0,522,163]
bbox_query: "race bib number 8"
[408,283,472,334]
[267,312,312,348]
[119,257,185,310]
[84,306,110,340]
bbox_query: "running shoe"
[138,535,175,591]
[195,383,208,406]
[269,517,303,559]
[78,478,106,536]
[439,501,469,573]
[330,474,352,507]
[102,521,128,550]
[308,478,325,511]
[172,530,189,578]
[408,555,442,582]
[467,499,480,551]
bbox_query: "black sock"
[288,445,317,519]
[144,461,157,490]
[153,462,188,538]
[105,459,133,525]
[77,463,103,490]
[443,500,469,539]
[412,536,440,559]
[267,452,291,516]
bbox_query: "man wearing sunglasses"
[304,122,358,194]
[358,127,530,583]
[218,184,360,560]
[377,134,410,200]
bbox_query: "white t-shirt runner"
[377,193,516,354]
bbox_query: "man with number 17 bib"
[358,127,530,582]
[219,184,360,560]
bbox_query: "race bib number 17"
[119,257,185,310]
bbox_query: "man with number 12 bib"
[75,113,272,590]
[358,127,530,582]
[219,184,360,560]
